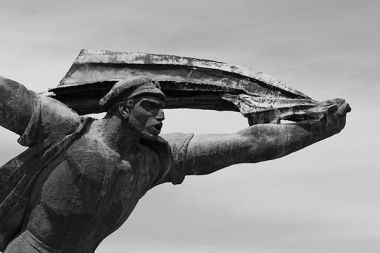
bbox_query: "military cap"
[99,77,165,108]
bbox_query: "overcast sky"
[0,0,379,252]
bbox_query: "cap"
[99,77,165,109]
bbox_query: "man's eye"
[141,102,156,112]
[144,104,153,110]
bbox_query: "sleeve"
[0,77,36,136]
[17,94,81,147]
[160,132,194,185]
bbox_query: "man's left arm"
[182,99,351,176]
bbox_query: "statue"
[0,50,350,253]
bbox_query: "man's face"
[127,96,165,140]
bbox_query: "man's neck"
[97,115,140,157]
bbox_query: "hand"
[322,98,351,133]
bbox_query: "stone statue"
[0,53,350,252]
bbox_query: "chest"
[61,138,165,221]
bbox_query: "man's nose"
[156,109,165,121]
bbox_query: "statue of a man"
[0,75,350,253]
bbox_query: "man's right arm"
[0,76,35,135]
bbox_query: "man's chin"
[140,131,160,141]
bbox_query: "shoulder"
[160,132,194,160]
[160,132,194,185]
[160,132,194,150]
[138,135,172,159]
[139,133,195,158]
[39,95,81,134]
[18,95,81,146]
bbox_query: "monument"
[0,50,350,252]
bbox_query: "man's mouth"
[152,123,163,133]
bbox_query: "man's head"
[100,77,166,140]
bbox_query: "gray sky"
[0,0,379,252]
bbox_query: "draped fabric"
[0,117,92,251]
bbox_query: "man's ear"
[118,102,130,120]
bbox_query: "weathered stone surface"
[0,51,350,252]
[50,49,326,125]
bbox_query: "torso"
[25,121,170,253]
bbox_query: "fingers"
[321,98,345,106]
[337,102,351,115]
[321,98,351,116]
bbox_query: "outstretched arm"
[0,76,81,146]
[183,99,351,176]
[0,76,36,135]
